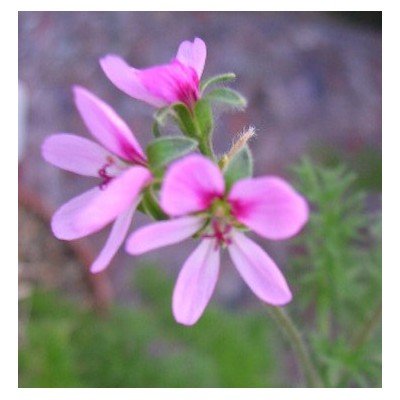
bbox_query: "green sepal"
[151,120,162,138]
[137,202,146,214]
[140,187,168,221]
[151,107,172,137]
[223,144,253,190]
[154,106,171,123]
[146,136,198,171]
[204,87,247,109]
[172,103,197,137]
[200,72,236,93]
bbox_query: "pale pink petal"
[126,216,205,255]
[90,200,139,273]
[176,37,207,78]
[51,187,101,240]
[173,239,220,326]
[73,86,146,163]
[100,55,166,108]
[75,166,152,236]
[160,155,225,216]
[52,166,151,240]
[229,176,309,240]
[228,231,292,306]
[42,134,113,177]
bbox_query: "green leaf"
[200,72,236,93]
[223,145,253,190]
[146,136,198,171]
[172,103,197,137]
[204,87,247,109]
[194,99,213,138]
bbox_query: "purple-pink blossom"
[126,154,309,325]
[100,37,206,109]
[42,86,152,273]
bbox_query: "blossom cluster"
[42,38,309,325]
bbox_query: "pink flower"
[42,86,152,273]
[126,155,309,325]
[100,38,206,109]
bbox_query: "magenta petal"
[173,239,220,326]
[90,201,138,273]
[101,54,199,108]
[126,216,204,255]
[42,134,112,176]
[160,155,225,216]
[100,55,166,108]
[228,231,292,306]
[176,37,207,78]
[138,61,199,107]
[73,86,146,163]
[229,176,309,240]
[75,166,152,237]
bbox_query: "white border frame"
[7,2,392,398]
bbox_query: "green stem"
[351,300,382,350]
[141,187,167,220]
[334,301,382,387]
[198,135,214,160]
[268,307,323,387]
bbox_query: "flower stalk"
[268,307,323,388]
[198,134,214,159]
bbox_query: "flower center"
[210,198,231,218]
[98,156,115,190]
[201,199,235,249]
[202,219,233,249]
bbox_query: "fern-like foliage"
[289,158,381,387]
